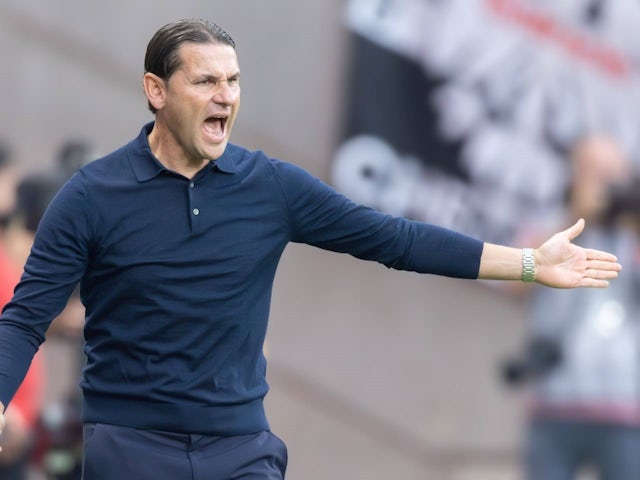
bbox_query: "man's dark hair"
[14,175,64,234]
[144,19,236,113]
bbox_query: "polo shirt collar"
[128,122,239,182]
[213,148,240,174]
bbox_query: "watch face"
[334,0,640,244]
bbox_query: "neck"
[147,122,208,179]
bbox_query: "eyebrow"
[194,70,240,81]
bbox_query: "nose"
[212,80,238,106]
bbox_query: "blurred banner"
[332,0,640,244]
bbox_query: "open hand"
[534,218,622,288]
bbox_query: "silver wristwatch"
[522,248,535,282]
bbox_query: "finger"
[577,278,610,288]
[563,218,585,241]
[585,269,619,280]
[586,259,622,272]
[585,248,619,264]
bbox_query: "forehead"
[176,42,239,74]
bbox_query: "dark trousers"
[526,419,640,480]
[81,423,287,480]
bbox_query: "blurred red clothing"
[0,243,44,430]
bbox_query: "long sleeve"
[272,160,483,278]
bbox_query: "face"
[152,42,241,163]
[571,136,630,220]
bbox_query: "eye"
[195,78,215,86]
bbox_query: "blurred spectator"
[54,140,95,182]
[504,134,640,479]
[0,143,18,235]
[5,175,64,267]
[0,145,46,480]
[4,169,85,480]
[6,173,85,339]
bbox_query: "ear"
[143,72,167,111]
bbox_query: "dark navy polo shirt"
[0,122,483,435]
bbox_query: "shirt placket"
[187,178,202,232]
[186,166,216,233]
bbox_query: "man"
[516,135,640,479]
[0,19,621,480]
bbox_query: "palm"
[535,219,621,288]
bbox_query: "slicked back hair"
[144,19,236,113]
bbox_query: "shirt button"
[189,182,195,188]
[193,208,200,216]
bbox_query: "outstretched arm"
[478,218,621,288]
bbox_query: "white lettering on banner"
[336,0,640,243]
[332,134,565,242]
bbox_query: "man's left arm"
[273,161,620,286]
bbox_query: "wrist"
[521,248,536,282]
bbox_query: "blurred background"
[1,1,640,479]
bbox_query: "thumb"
[562,218,585,242]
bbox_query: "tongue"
[203,118,224,140]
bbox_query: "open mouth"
[203,115,228,142]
